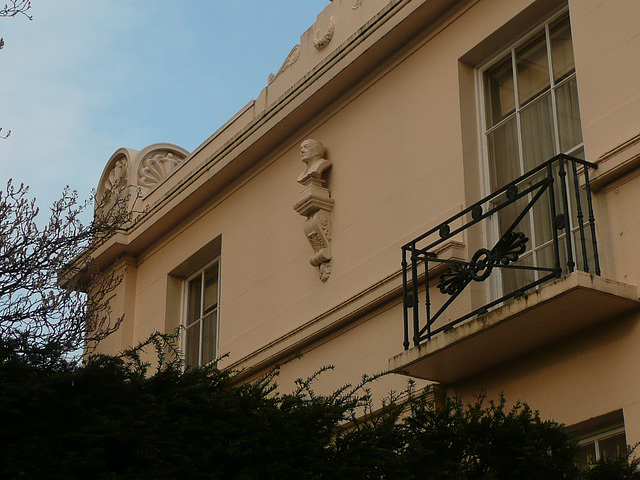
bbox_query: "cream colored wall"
[450,309,640,443]
[248,300,417,403]
[93,0,640,442]
[128,0,478,368]
[570,0,640,162]
[104,0,563,378]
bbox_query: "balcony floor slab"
[390,271,640,383]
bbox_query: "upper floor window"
[483,10,582,180]
[480,10,589,292]
[184,260,220,369]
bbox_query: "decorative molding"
[590,132,640,191]
[305,209,332,281]
[598,132,640,164]
[104,158,128,195]
[313,16,335,50]
[294,139,334,281]
[268,45,300,84]
[137,151,184,193]
[352,0,365,9]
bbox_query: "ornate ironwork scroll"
[401,154,600,350]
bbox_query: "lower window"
[575,425,627,470]
[184,260,220,368]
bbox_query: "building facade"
[90,0,640,466]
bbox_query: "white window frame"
[182,257,220,368]
[476,7,585,297]
[577,425,627,467]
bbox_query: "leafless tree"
[0,180,133,365]
[1,1,31,139]
[0,31,8,139]
[0,0,32,19]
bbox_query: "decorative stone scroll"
[293,139,334,282]
[352,0,365,9]
[268,45,300,84]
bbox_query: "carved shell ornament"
[138,152,183,190]
[313,16,335,50]
[268,45,300,84]
[352,0,365,9]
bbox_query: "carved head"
[300,139,325,164]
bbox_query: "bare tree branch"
[0,37,8,138]
[1,2,32,138]
[0,180,137,365]
[0,0,32,19]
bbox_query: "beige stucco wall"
[451,310,640,438]
[571,0,640,163]
[91,0,640,441]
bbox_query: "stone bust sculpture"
[294,138,334,282]
[297,139,331,183]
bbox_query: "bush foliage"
[0,186,637,479]
[2,333,634,480]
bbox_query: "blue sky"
[0,1,329,208]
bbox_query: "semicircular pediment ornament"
[137,150,185,193]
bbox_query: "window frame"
[182,257,221,368]
[576,424,627,468]
[476,7,585,296]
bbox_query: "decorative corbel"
[293,139,334,282]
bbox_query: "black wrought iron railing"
[401,154,600,350]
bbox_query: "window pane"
[185,321,200,369]
[502,250,535,293]
[201,312,217,365]
[203,265,219,314]
[483,12,585,299]
[576,443,597,470]
[599,432,627,460]
[550,15,575,83]
[516,33,550,106]
[556,77,583,152]
[532,181,555,249]
[534,238,568,275]
[488,117,519,190]
[187,275,202,326]
[484,56,515,127]
[520,92,556,171]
